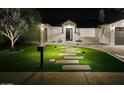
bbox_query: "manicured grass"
[0,45,40,71]
[0,45,124,72]
[78,47,124,72]
[0,45,65,71]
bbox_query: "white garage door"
[115,27,124,45]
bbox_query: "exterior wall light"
[111,25,115,31]
[40,24,46,45]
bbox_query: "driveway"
[80,44,124,62]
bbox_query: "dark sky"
[38,8,124,27]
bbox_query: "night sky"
[38,8,124,27]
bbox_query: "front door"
[66,28,73,41]
[115,27,124,45]
[43,28,47,43]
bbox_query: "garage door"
[115,27,124,45]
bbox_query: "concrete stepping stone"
[66,48,75,53]
[75,51,82,53]
[63,65,91,70]
[66,51,75,54]
[64,56,84,60]
[56,60,79,64]
[59,53,76,56]
[49,59,56,63]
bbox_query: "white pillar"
[110,25,115,45]
[40,24,45,45]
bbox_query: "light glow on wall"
[65,25,73,28]
[41,24,45,31]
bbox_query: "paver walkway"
[56,60,79,64]
[63,65,91,70]
[65,47,75,53]
[64,56,84,60]
[59,53,76,56]
[56,47,85,71]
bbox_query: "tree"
[0,8,39,50]
[99,9,105,23]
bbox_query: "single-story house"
[40,20,98,44]
[40,20,124,45]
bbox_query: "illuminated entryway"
[43,28,47,43]
[66,28,73,41]
[62,20,77,42]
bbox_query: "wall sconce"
[111,25,115,31]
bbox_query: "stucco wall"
[79,28,98,42]
[47,27,63,42]
[79,28,96,37]
[95,28,101,42]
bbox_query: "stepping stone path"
[63,65,91,70]
[64,56,84,60]
[65,47,76,54]
[56,46,90,71]
[56,60,79,64]
[59,53,76,56]
[49,59,56,63]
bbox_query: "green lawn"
[0,45,124,72]
[78,47,124,72]
[0,45,41,71]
